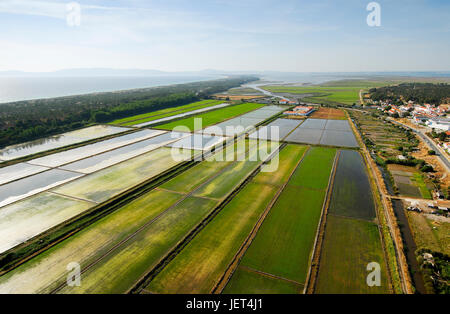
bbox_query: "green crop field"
[146,182,279,293]
[155,103,265,131]
[315,150,390,293]
[160,139,266,194]
[145,144,306,294]
[289,146,337,189]
[59,196,218,294]
[223,267,302,294]
[224,146,336,293]
[315,215,389,294]
[160,160,232,193]
[0,189,183,294]
[238,187,326,285]
[0,140,272,293]
[411,173,433,199]
[110,100,223,126]
[263,80,391,106]
[56,139,273,293]
[59,146,273,293]
[253,144,308,187]
[193,159,261,199]
[193,141,279,200]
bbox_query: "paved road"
[387,118,450,171]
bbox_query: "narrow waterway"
[245,83,290,101]
[391,199,427,294]
[377,165,395,195]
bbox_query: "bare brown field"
[283,115,307,120]
[310,107,346,120]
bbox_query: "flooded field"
[60,132,187,174]
[0,169,83,208]
[316,150,389,293]
[202,117,262,136]
[300,119,327,130]
[285,128,323,144]
[0,163,49,186]
[248,119,303,141]
[54,147,194,203]
[0,192,91,254]
[0,125,129,161]
[324,120,352,132]
[28,129,165,168]
[284,118,358,148]
[328,150,376,220]
[168,134,226,151]
[320,130,358,148]
[202,106,285,136]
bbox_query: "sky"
[0,0,449,73]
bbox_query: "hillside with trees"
[369,83,450,105]
[0,76,256,148]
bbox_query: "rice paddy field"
[0,169,83,208]
[109,100,225,126]
[315,150,390,294]
[167,134,226,151]
[0,163,49,186]
[315,215,389,294]
[328,150,377,221]
[285,118,358,148]
[28,129,165,168]
[0,192,92,254]
[0,146,195,255]
[155,103,265,132]
[0,140,274,293]
[248,118,303,141]
[0,92,398,295]
[0,125,129,161]
[200,105,286,137]
[60,131,188,174]
[224,147,336,294]
[55,142,278,294]
[145,144,307,294]
[262,80,390,106]
[53,147,194,203]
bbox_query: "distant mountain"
[0,68,185,77]
[0,68,449,79]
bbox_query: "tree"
[437,132,447,142]
[421,165,434,172]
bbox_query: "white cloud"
[0,0,66,19]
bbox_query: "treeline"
[417,249,449,294]
[0,76,257,148]
[369,83,450,105]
